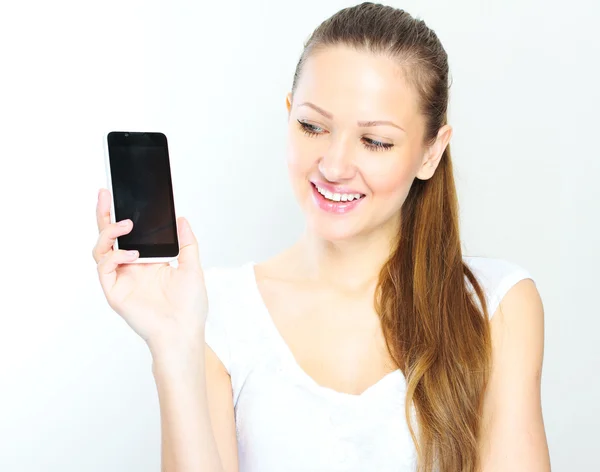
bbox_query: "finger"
[96,188,112,233]
[176,217,201,272]
[92,219,133,263]
[97,248,139,293]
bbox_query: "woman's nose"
[317,135,357,182]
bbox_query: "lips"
[310,180,365,196]
[310,182,366,215]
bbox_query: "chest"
[233,367,416,472]
[256,277,398,396]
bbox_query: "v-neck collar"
[244,261,405,403]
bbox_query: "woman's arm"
[479,278,551,471]
[151,337,238,472]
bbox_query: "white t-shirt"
[203,256,534,472]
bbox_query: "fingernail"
[127,250,138,257]
[118,220,130,227]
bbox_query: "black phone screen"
[106,132,179,258]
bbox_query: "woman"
[92,3,550,471]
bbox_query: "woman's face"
[286,45,451,242]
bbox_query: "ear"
[416,124,453,180]
[286,92,293,115]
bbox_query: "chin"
[305,213,366,242]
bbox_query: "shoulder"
[463,256,545,413]
[476,258,549,469]
[202,262,256,373]
[203,262,256,309]
[462,255,537,319]
[203,262,252,289]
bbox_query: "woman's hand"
[92,188,208,354]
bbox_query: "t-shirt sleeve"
[203,267,232,373]
[465,257,536,319]
[489,264,535,316]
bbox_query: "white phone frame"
[103,131,179,264]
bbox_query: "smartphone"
[103,131,179,263]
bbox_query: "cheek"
[286,127,317,177]
[364,156,417,199]
[286,138,302,175]
[286,133,312,204]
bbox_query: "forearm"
[152,338,224,472]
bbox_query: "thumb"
[176,216,201,271]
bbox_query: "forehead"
[295,45,421,128]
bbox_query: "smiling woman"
[199,4,549,469]
[92,2,550,472]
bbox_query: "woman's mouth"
[310,182,366,214]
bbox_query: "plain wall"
[0,0,598,470]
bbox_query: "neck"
[293,221,399,293]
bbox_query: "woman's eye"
[362,137,394,152]
[297,120,394,152]
[297,120,324,137]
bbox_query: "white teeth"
[315,185,363,202]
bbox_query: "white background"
[0,0,598,470]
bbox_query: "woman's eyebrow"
[298,101,405,131]
[298,101,333,119]
[357,120,405,131]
